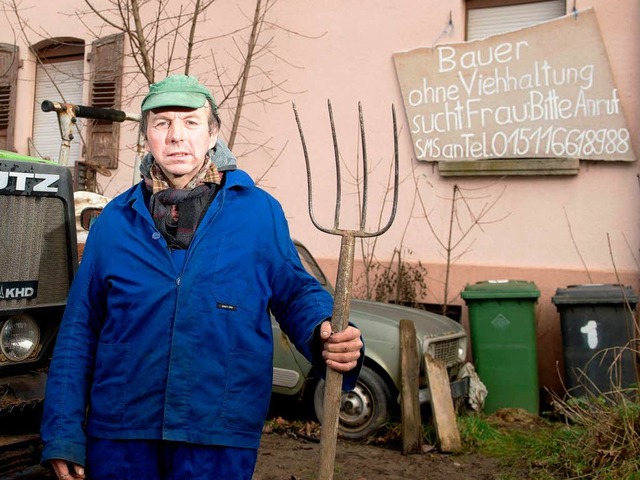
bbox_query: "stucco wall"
[1,0,638,403]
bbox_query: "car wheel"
[313,365,392,440]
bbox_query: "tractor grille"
[0,195,71,308]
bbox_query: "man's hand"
[50,459,85,480]
[319,320,363,372]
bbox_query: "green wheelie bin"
[461,280,540,414]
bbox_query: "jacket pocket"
[89,342,130,422]
[210,286,266,318]
[222,348,272,432]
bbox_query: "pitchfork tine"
[379,104,399,236]
[327,100,341,229]
[293,102,330,235]
[358,102,369,231]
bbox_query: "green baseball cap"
[141,75,218,113]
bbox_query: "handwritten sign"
[393,9,636,162]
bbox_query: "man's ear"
[209,131,218,150]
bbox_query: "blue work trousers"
[85,437,258,479]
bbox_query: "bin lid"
[551,283,639,305]
[460,280,540,300]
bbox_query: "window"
[29,35,124,191]
[467,0,566,40]
[31,38,85,165]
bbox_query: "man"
[40,75,363,480]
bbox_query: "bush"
[456,391,640,479]
[550,388,640,479]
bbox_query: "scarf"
[145,158,221,249]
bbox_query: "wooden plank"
[424,353,461,453]
[437,158,580,176]
[399,319,422,454]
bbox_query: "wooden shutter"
[86,33,124,169]
[0,44,19,151]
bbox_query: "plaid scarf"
[146,159,222,249]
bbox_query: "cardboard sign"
[393,9,635,162]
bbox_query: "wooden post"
[399,319,422,454]
[424,353,461,452]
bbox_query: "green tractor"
[0,151,77,476]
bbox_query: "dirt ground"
[5,400,534,480]
[253,430,515,480]
[252,398,534,480]
[8,428,524,480]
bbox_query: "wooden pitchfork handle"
[318,234,356,480]
[293,100,399,480]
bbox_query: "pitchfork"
[293,100,399,480]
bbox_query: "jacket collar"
[122,167,255,216]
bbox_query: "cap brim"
[142,92,207,112]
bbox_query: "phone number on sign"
[418,127,631,160]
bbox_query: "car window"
[294,242,335,295]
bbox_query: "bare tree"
[345,132,428,307]
[414,174,509,314]
[77,0,218,85]
[206,0,318,157]
[3,0,315,185]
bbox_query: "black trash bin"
[552,284,638,397]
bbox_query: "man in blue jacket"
[41,75,363,480]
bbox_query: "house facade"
[1,0,637,405]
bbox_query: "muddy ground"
[251,397,533,480]
[12,434,524,480]
[6,398,535,480]
[12,433,525,480]
[253,429,519,480]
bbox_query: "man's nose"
[168,120,186,142]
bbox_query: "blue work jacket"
[41,169,354,466]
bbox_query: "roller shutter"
[467,0,566,41]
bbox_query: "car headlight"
[1,315,40,362]
[457,337,468,362]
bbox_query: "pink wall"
[1,0,638,400]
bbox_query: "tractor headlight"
[1,315,40,362]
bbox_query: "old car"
[272,241,469,440]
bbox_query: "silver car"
[272,241,469,440]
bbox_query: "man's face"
[145,105,217,188]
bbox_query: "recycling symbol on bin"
[491,313,510,330]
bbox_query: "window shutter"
[0,44,19,151]
[86,33,124,169]
[467,0,566,41]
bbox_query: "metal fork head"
[293,100,399,239]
